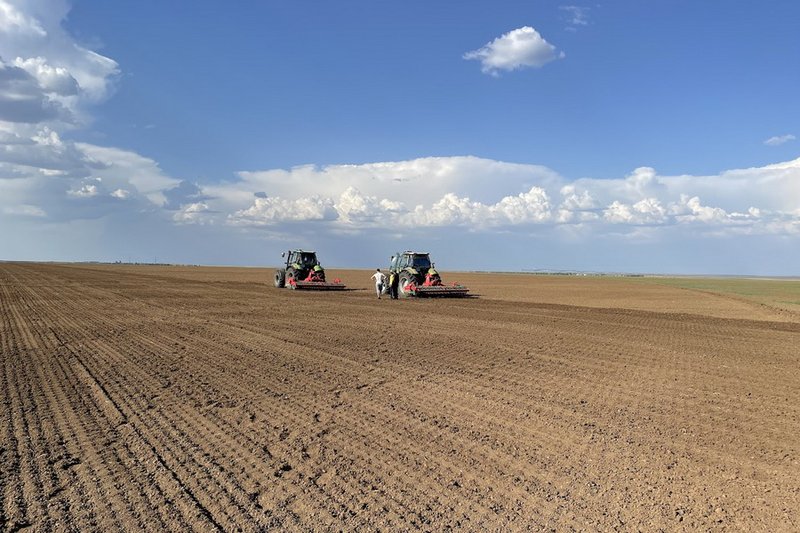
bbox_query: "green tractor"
[389,251,469,298]
[274,250,345,290]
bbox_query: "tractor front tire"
[274,269,286,288]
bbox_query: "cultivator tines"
[289,277,346,290]
[411,283,469,297]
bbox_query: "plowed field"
[2,262,798,531]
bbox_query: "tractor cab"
[392,251,432,275]
[285,250,319,269]
[410,253,432,272]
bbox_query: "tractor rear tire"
[398,273,414,298]
[274,269,286,288]
[286,267,298,289]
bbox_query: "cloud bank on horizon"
[1,1,798,274]
[180,157,798,241]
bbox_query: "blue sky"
[1,0,799,274]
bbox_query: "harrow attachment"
[288,277,346,290]
[405,282,469,298]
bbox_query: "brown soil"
[2,262,798,531]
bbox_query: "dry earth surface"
[2,262,799,531]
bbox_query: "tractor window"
[411,255,431,269]
[299,252,317,266]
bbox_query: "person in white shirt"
[371,268,386,299]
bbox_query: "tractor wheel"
[286,268,298,289]
[274,269,286,288]
[398,273,414,298]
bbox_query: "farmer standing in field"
[371,268,386,299]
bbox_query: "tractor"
[274,250,345,290]
[389,251,469,297]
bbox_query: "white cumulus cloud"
[0,0,160,227]
[463,26,564,76]
[560,184,596,210]
[489,186,551,225]
[604,198,667,225]
[673,195,734,224]
[76,144,179,205]
[13,57,79,96]
[230,195,337,226]
[67,183,99,198]
[195,155,800,241]
[173,202,213,225]
[334,186,406,225]
[0,0,119,129]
